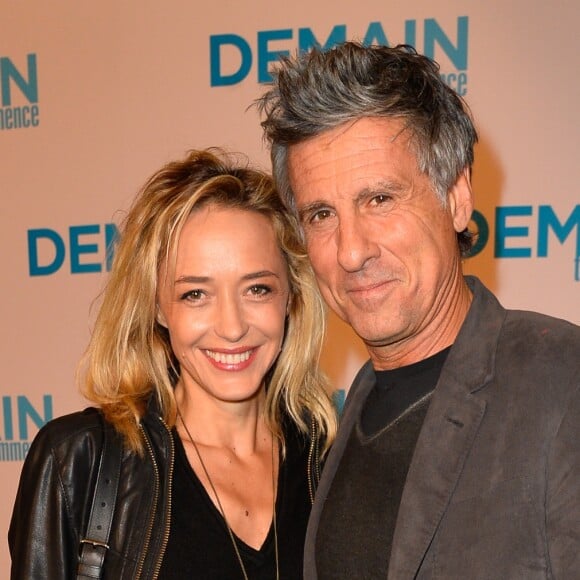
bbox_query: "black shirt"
[316,347,450,579]
[362,347,451,436]
[158,421,312,579]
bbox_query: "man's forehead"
[287,118,417,201]
[287,116,412,165]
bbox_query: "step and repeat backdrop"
[2,0,579,569]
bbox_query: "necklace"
[177,408,279,580]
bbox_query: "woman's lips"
[203,347,257,370]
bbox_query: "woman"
[9,149,337,579]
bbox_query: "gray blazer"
[305,276,580,579]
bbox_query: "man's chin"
[350,322,400,348]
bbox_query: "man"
[258,43,579,579]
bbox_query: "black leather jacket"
[9,402,321,579]
[10,403,174,579]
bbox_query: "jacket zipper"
[135,424,161,580]
[151,417,174,579]
[307,417,319,505]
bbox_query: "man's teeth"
[205,350,252,364]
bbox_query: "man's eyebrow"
[356,181,405,199]
[298,181,404,215]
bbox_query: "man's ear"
[448,168,474,233]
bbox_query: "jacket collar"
[388,276,505,578]
[306,276,507,579]
[443,275,506,395]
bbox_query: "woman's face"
[157,205,290,405]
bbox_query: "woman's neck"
[174,380,270,455]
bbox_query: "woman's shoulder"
[26,407,105,467]
[36,407,102,443]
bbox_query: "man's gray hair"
[257,42,478,255]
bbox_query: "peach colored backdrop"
[2,0,579,571]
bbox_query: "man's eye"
[370,194,391,206]
[310,209,332,223]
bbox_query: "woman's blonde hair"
[79,149,337,454]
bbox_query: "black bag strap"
[77,418,123,579]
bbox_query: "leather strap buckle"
[79,538,110,550]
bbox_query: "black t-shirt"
[316,347,450,579]
[362,346,451,436]
[158,421,312,579]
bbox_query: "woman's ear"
[156,305,168,328]
[448,168,474,233]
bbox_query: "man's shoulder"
[467,276,579,366]
[506,307,579,328]
[468,276,578,338]
[489,310,580,419]
[502,308,580,354]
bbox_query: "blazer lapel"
[304,361,376,579]
[387,382,486,578]
[388,277,505,579]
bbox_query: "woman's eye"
[183,289,204,301]
[249,285,271,296]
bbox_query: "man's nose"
[336,215,379,272]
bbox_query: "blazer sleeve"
[546,379,580,578]
[8,426,78,580]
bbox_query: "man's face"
[287,117,472,363]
